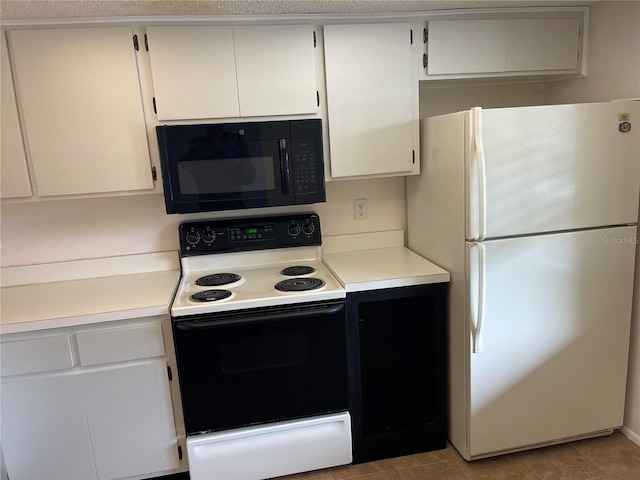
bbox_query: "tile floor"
[277,431,640,480]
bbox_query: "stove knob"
[202,231,216,243]
[302,222,315,235]
[186,231,201,245]
[288,223,301,236]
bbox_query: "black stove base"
[346,283,448,464]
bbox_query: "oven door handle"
[174,302,345,331]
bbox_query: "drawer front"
[1,335,73,376]
[76,323,165,366]
[187,412,352,480]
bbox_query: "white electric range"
[170,213,351,480]
[172,246,345,317]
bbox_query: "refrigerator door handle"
[471,107,488,241]
[470,241,486,353]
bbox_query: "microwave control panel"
[291,138,319,194]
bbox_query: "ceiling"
[0,0,598,20]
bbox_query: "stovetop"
[171,214,345,318]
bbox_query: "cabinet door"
[424,15,583,78]
[80,361,179,479]
[146,26,240,120]
[233,25,318,117]
[9,27,152,196]
[426,20,507,74]
[324,23,416,178]
[0,32,31,199]
[505,19,580,72]
[1,375,97,480]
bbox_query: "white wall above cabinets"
[323,21,420,179]
[0,318,183,480]
[7,27,154,197]
[146,24,319,121]
[0,33,31,199]
[420,8,586,81]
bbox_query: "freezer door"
[466,102,640,240]
[466,226,635,458]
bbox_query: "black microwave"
[156,119,326,214]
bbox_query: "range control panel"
[179,213,321,256]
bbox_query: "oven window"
[177,156,276,195]
[221,331,308,374]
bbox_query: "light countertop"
[1,233,451,333]
[322,231,450,293]
[0,252,180,335]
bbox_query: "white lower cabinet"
[1,375,97,480]
[0,319,182,480]
[81,362,180,479]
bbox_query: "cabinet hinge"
[178,444,183,460]
[133,34,139,51]
[144,33,149,51]
[167,365,173,381]
[313,30,317,48]
[152,166,158,182]
[153,97,157,114]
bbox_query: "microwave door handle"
[279,139,291,195]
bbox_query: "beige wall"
[0,177,406,267]
[545,1,640,443]
[420,82,546,117]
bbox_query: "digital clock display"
[229,224,276,242]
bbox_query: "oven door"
[172,300,348,435]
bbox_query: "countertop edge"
[0,304,172,335]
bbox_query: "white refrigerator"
[407,101,640,460]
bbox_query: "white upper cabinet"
[426,20,507,75]
[146,24,318,120]
[422,10,585,80]
[0,32,31,199]
[323,22,419,179]
[146,26,240,120]
[234,25,318,117]
[9,27,153,197]
[505,19,580,72]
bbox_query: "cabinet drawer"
[1,335,73,376]
[76,323,165,366]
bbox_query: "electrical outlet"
[354,199,367,221]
